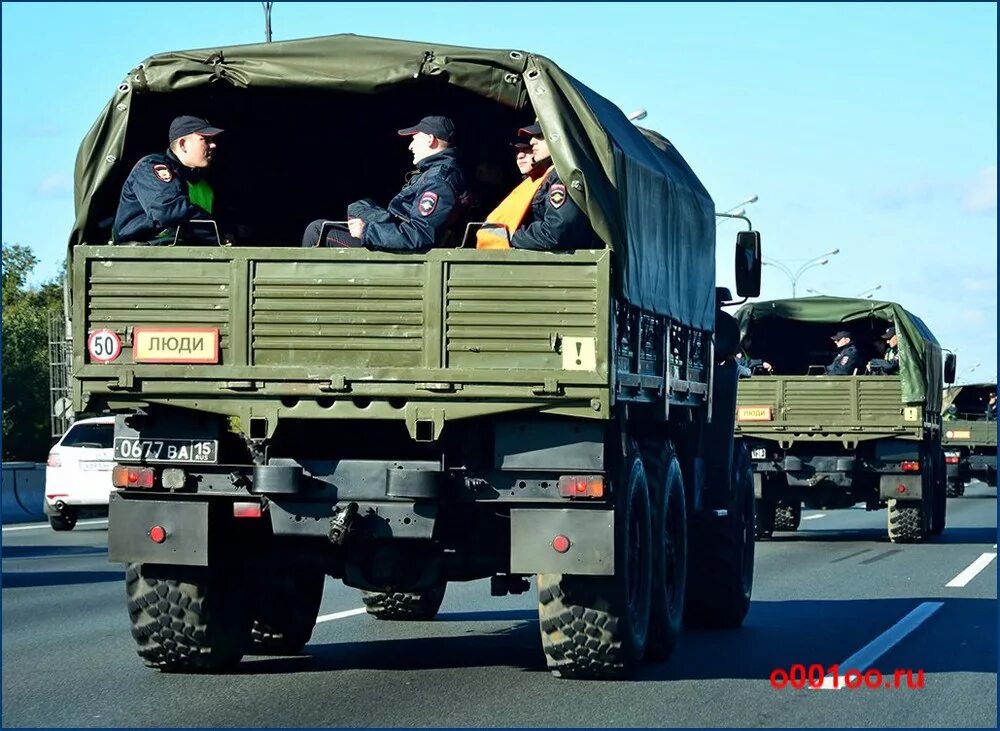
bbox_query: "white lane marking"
[946,553,998,588]
[814,601,943,690]
[316,607,367,623]
[2,519,109,533]
[802,514,826,521]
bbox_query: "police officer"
[866,326,900,374]
[113,115,224,245]
[825,330,859,375]
[513,141,534,178]
[510,122,600,251]
[302,116,469,251]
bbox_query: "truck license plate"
[114,437,218,464]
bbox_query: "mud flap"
[510,508,614,575]
[879,474,922,501]
[108,493,208,566]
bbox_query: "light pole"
[856,284,882,299]
[626,109,648,122]
[262,2,273,42]
[763,248,840,297]
[805,288,827,296]
[717,194,757,227]
[720,194,758,215]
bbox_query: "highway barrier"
[1,462,46,525]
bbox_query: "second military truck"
[942,382,997,496]
[734,296,955,543]
[68,34,762,679]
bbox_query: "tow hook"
[328,502,359,545]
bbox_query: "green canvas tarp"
[69,33,716,331]
[735,296,944,407]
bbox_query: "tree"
[2,243,64,461]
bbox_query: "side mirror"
[735,230,762,298]
[944,353,956,385]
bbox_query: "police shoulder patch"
[549,183,567,209]
[152,164,174,183]
[418,190,438,217]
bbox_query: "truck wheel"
[643,440,687,662]
[754,499,775,540]
[361,585,446,620]
[946,480,964,498]
[48,514,77,532]
[537,439,653,679]
[250,568,325,654]
[773,501,802,531]
[126,562,252,672]
[887,499,927,543]
[684,442,755,629]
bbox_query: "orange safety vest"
[475,168,554,249]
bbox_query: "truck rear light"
[112,465,156,489]
[232,502,263,519]
[944,453,960,464]
[46,453,61,468]
[552,534,571,553]
[161,468,186,490]
[45,493,68,501]
[558,475,605,498]
[900,461,920,472]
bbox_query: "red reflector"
[558,475,605,498]
[945,456,960,464]
[897,484,907,494]
[900,461,920,472]
[552,534,571,553]
[45,494,68,500]
[232,502,263,519]
[149,525,167,543]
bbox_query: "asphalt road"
[3,484,996,728]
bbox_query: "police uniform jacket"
[354,148,468,252]
[511,167,600,251]
[113,149,214,244]
[868,345,899,374]
[825,343,860,375]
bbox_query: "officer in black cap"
[513,141,535,178]
[824,330,859,375]
[112,115,225,245]
[302,115,469,251]
[509,121,601,251]
[866,325,900,374]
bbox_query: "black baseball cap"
[831,330,852,341]
[518,121,543,137]
[168,115,224,143]
[512,141,531,151]
[398,115,455,142]
[881,326,896,339]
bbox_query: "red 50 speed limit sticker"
[87,329,122,363]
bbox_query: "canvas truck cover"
[943,383,997,412]
[735,296,943,407]
[69,33,716,331]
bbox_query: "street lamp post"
[626,109,648,122]
[763,248,840,297]
[856,284,882,299]
[262,2,273,42]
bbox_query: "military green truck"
[67,34,763,679]
[942,382,997,496]
[733,297,955,544]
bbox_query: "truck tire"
[946,479,965,498]
[537,439,653,679]
[126,562,252,672]
[773,501,802,532]
[250,568,325,654]
[643,440,687,662]
[684,442,755,629]
[361,585,446,620]
[48,514,77,531]
[754,499,775,540]
[887,499,927,544]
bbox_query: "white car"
[44,416,115,531]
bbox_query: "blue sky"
[2,2,996,381]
